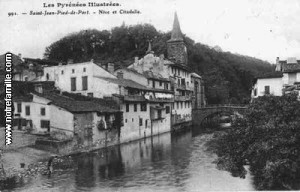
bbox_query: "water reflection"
[13,129,254,192]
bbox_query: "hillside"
[44,24,274,104]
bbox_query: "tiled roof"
[256,71,283,79]
[166,63,192,72]
[143,71,170,82]
[282,63,300,73]
[23,58,59,66]
[33,91,120,113]
[0,53,23,70]
[95,76,148,90]
[191,73,202,78]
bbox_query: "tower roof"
[168,12,184,42]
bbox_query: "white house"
[252,56,300,99]
[42,60,118,98]
[251,72,284,98]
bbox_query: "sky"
[0,0,299,63]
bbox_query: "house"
[0,53,58,81]
[251,71,283,98]
[252,56,300,99]
[42,60,119,98]
[115,12,204,130]
[96,75,173,142]
[13,89,122,146]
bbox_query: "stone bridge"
[192,104,248,126]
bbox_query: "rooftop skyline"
[0,0,299,63]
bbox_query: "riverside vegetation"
[208,94,300,190]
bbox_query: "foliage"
[209,94,300,190]
[44,24,273,104]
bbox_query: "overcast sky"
[0,0,299,63]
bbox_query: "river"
[13,128,255,192]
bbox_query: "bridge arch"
[192,105,247,126]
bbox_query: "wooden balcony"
[174,95,192,101]
[124,95,146,102]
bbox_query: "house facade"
[252,56,300,99]
[42,60,118,98]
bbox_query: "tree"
[209,94,300,190]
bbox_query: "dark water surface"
[14,128,254,192]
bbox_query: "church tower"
[167,12,188,65]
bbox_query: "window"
[145,119,148,127]
[126,104,129,112]
[181,102,183,109]
[71,77,76,91]
[87,93,93,97]
[82,76,88,90]
[165,83,169,90]
[152,80,155,88]
[254,88,257,96]
[25,106,30,116]
[61,70,64,75]
[41,107,45,116]
[17,103,22,113]
[264,86,270,95]
[185,102,187,108]
[83,67,86,72]
[72,69,75,73]
[158,110,162,119]
[176,102,179,109]
[141,103,147,111]
[132,118,134,122]
[134,104,137,112]
[24,77,28,81]
[159,81,162,86]
[41,120,50,129]
[125,119,127,123]
[139,118,143,126]
[46,73,49,80]
[166,106,170,114]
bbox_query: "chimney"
[34,84,43,94]
[117,71,123,79]
[159,54,164,60]
[275,57,281,71]
[67,59,73,64]
[90,59,94,63]
[107,63,114,74]
[29,63,34,70]
[18,53,22,59]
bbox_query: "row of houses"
[252,57,300,99]
[0,13,206,149]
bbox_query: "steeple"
[167,12,188,65]
[168,12,183,42]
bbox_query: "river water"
[14,128,255,192]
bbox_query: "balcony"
[174,95,192,101]
[148,97,174,103]
[124,95,146,102]
[175,84,193,91]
